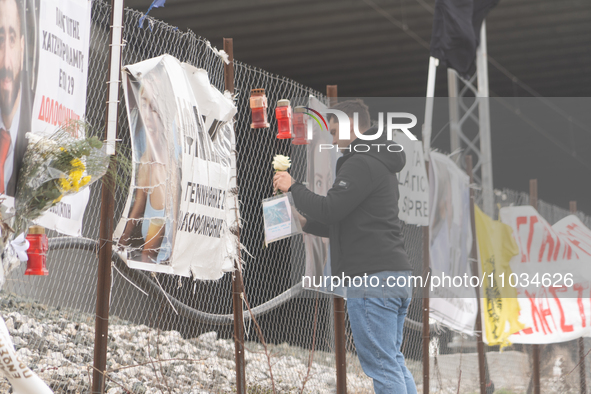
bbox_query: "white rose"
[272,155,291,171]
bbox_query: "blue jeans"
[345,271,417,394]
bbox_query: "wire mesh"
[2,1,591,393]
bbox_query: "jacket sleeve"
[290,156,375,225]
[302,218,329,238]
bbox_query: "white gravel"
[0,296,374,393]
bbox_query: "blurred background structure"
[128,0,591,214]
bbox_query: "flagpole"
[476,21,494,217]
[421,55,438,394]
[422,56,439,161]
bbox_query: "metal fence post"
[422,208,430,393]
[422,162,431,393]
[571,201,587,394]
[225,38,246,394]
[92,0,124,392]
[467,156,487,394]
[327,85,347,394]
[530,179,541,394]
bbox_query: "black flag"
[430,0,499,78]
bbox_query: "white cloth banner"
[501,206,591,344]
[428,152,477,334]
[0,317,52,393]
[31,0,92,236]
[114,55,238,280]
[394,131,428,226]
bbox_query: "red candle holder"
[292,107,308,145]
[250,88,270,129]
[275,99,292,139]
[25,226,49,276]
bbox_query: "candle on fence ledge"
[292,106,308,145]
[250,88,270,129]
[275,99,292,139]
[25,226,49,276]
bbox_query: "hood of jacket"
[346,126,406,174]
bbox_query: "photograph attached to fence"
[262,193,302,246]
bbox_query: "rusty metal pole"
[327,85,347,394]
[92,1,124,392]
[466,156,487,394]
[530,179,541,394]
[225,38,246,394]
[571,200,587,394]
[327,85,338,106]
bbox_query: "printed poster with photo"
[114,54,238,280]
[0,0,91,236]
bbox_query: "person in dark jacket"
[274,100,417,394]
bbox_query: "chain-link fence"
[2,1,591,393]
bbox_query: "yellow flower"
[55,158,91,195]
[70,158,84,170]
[79,176,91,188]
[71,169,83,184]
[59,177,72,192]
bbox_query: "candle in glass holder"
[275,99,292,139]
[25,226,49,275]
[250,88,270,129]
[292,106,308,145]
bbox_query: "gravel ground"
[0,295,374,393]
[2,294,581,393]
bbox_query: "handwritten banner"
[500,206,591,344]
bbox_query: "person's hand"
[273,171,293,193]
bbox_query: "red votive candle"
[250,88,270,129]
[25,226,49,276]
[292,107,308,145]
[275,99,292,139]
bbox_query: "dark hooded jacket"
[290,128,412,277]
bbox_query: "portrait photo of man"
[0,0,32,197]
